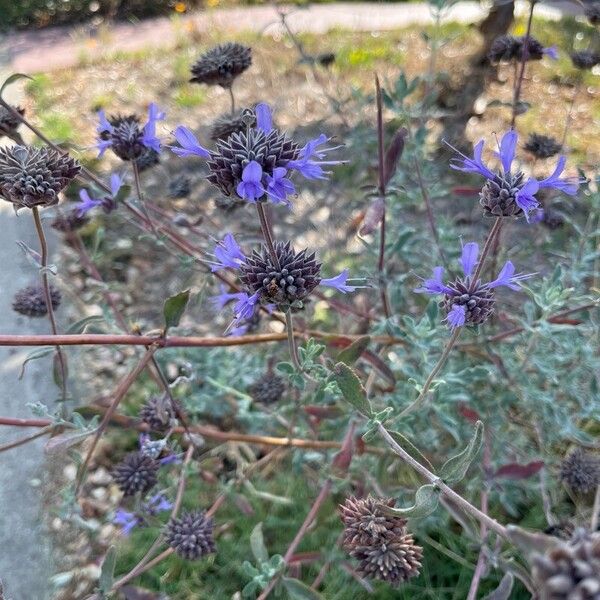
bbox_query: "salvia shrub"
[0,2,598,599]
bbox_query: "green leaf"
[113,183,131,204]
[439,421,484,484]
[19,347,54,379]
[377,484,439,519]
[0,73,32,97]
[45,429,95,455]
[483,572,514,600]
[337,336,370,366]
[388,430,435,473]
[332,362,372,417]
[163,289,190,331]
[98,545,117,594]
[281,577,324,600]
[506,525,559,558]
[66,315,106,334]
[250,522,269,563]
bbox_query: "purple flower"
[320,269,358,293]
[159,453,182,466]
[446,304,466,329]
[288,134,344,180]
[223,292,260,332]
[211,288,248,310]
[486,261,534,291]
[145,493,173,514]
[97,110,113,134]
[141,119,161,153]
[415,240,534,328]
[255,102,273,133]
[265,167,295,205]
[448,131,578,220]
[544,46,559,60]
[537,156,579,196]
[169,126,211,158]
[414,266,454,295]
[76,173,124,216]
[113,509,139,536]
[460,242,479,278]
[236,161,265,202]
[76,189,103,217]
[211,234,246,272]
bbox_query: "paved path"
[1,1,582,74]
[0,45,55,598]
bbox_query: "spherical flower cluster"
[570,50,600,71]
[190,42,252,88]
[139,395,181,431]
[415,241,533,328]
[0,145,81,209]
[12,284,61,317]
[248,372,286,404]
[96,104,164,161]
[112,451,159,497]
[340,496,423,586]
[210,233,361,329]
[524,133,562,160]
[559,448,600,494]
[488,35,558,64]
[164,510,216,560]
[450,130,579,220]
[169,103,342,208]
[51,211,89,233]
[210,108,256,141]
[531,529,600,599]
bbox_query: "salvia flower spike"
[415,241,534,328]
[170,103,342,207]
[448,130,579,220]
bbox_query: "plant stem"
[257,479,333,600]
[228,84,236,115]
[375,75,392,320]
[131,159,159,236]
[111,548,174,590]
[0,425,54,453]
[75,347,157,495]
[32,207,68,402]
[378,424,508,539]
[511,0,536,128]
[398,327,461,417]
[255,202,280,269]
[470,216,503,285]
[591,484,600,532]
[285,310,302,371]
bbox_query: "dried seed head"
[51,211,89,233]
[517,36,546,61]
[570,50,600,71]
[340,496,423,586]
[0,105,24,139]
[248,373,286,404]
[0,145,80,209]
[165,510,216,560]
[480,171,526,218]
[239,241,321,311]
[524,133,562,160]
[112,451,159,496]
[167,176,192,199]
[488,35,521,63]
[560,448,600,494]
[12,284,61,317]
[585,3,600,25]
[531,529,600,599]
[207,128,299,197]
[210,109,256,141]
[139,395,181,431]
[136,147,160,172]
[443,277,496,326]
[190,42,252,88]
